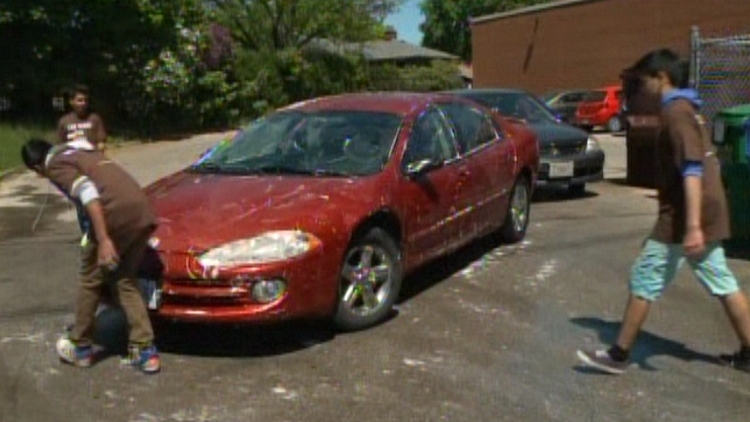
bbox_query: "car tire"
[607,117,623,133]
[568,183,586,196]
[333,228,402,332]
[500,175,531,243]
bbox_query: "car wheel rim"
[609,118,621,132]
[511,183,529,233]
[340,245,393,316]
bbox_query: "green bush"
[366,60,466,92]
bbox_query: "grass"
[0,122,55,173]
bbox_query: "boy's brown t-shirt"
[46,147,157,245]
[57,112,107,146]
[650,99,730,244]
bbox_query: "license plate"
[548,161,574,178]
[580,119,590,125]
[138,278,163,310]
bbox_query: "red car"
[139,93,539,331]
[574,85,624,133]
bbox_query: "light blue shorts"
[630,239,740,301]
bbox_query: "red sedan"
[574,85,624,133]
[139,93,539,331]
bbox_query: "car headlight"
[586,136,601,152]
[198,230,321,267]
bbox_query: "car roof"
[446,88,528,96]
[279,92,458,116]
[594,85,622,92]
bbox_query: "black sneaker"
[576,349,629,375]
[718,349,750,373]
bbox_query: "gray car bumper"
[536,150,605,187]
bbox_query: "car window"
[403,108,458,167]
[437,102,498,154]
[562,92,585,103]
[585,91,607,102]
[464,92,557,124]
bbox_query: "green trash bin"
[712,105,750,243]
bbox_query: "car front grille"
[164,295,241,306]
[169,278,232,287]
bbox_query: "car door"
[437,101,515,244]
[397,107,462,268]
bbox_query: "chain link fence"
[690,26,750,128]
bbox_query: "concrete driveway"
[1,133,749,422]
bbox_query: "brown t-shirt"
[650,99,730,244]
[46,146,157,246]
[57,112,107,147]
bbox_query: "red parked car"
[139,93,539,331]
[574,85,624,133]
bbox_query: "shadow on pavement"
[725,239,750,261]
[606,177,629,187]
[91,307,339,359]
[571,316,720,372]
[531,186,598,203]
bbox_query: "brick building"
[470,0,750,95]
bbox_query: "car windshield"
[463,92,558,123]
[191,110,402,177]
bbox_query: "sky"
[384,0,424,45]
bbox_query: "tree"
[0,1,207,120]
[420,0,551,61]
[0,0,245,133]
[214,0,404,51]
[214,0,405,110]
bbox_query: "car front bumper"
[142,247,339,324]
[536,150,605,187]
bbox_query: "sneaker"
[718,349,750,373]
[576,349,629,375]
[56,337,94,368]
[123,344,161,374]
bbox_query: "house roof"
[309,39,458,62]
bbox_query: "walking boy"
[57,84,107,150]
[21,138,161,374]
[576,49,750,374]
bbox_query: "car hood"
[526,121,588,147]
[146,171,374,252]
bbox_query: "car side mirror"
[406,159,442,177]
